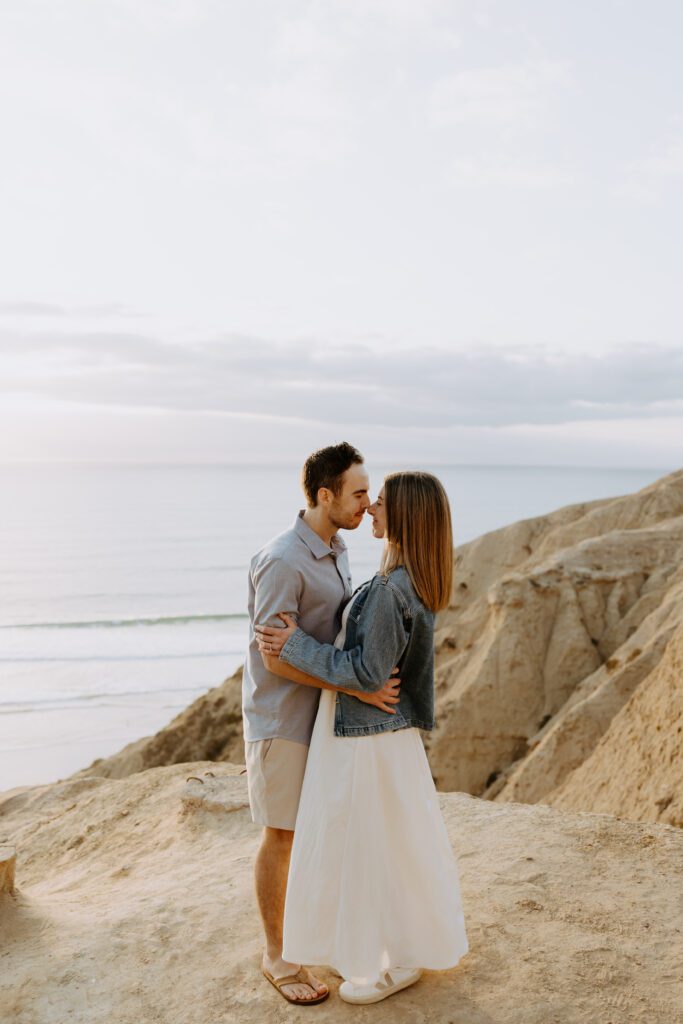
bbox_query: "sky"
[1,0,681,467]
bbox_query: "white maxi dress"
[282,592,469,986]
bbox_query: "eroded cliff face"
[427,467,683,829]
[546,618,683,825]
[70,468,683,829]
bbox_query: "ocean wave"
[0,612,249,630]
[0,680,230,713]
[0,649,246,665]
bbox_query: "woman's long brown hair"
[379,471,453,612]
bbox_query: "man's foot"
[262,955,329,1002]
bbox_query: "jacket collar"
[294,509,347,560]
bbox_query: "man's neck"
[302,507,337,548]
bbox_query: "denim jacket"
[279,565,436,737]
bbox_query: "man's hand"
[345,669,401,714]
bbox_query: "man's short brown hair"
[301,442,364,509]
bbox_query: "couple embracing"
[242,442,468,1006]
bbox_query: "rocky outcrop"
[0,846,15,895]
[426,468,683,829]
[485,567,683,815]
[1,764,681,1023]
[547,618,683,826]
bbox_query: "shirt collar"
[294,509,347,560]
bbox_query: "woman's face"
[368,485,386,539]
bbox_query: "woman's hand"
[255,613,298,657]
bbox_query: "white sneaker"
[338,967,423,1004]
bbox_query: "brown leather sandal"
[262,966,330,1005]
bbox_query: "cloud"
[615,134,683,202]
[446,156,575,189]
[0,302,144,319]
[428,60,573,128]
[0,302,68,317]
[2,329,681,430]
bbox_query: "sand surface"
[1,764,681,1024]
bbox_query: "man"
[242,442,401,1005]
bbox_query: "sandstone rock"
[546,619,683,828]
[181,768,250,815]
[0,845,16,895]
[490,565,683,806]
[427,470,683,816]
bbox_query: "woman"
[255,471,469,1005]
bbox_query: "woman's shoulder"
[357,570,407,609]
[364,567,425,610]
[376,566,418,610]
[383,565,412,592]
[382,566,432,617]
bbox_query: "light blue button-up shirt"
[242,510,353,744]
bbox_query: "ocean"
[0,462,669,792]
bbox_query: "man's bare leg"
[255,826,328,1002]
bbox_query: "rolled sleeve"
[252,556,303,629]
[279,581,409,693]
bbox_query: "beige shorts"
[244,737,309,831]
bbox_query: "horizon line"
[0,460,677,473]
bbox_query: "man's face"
[326,463,371,530]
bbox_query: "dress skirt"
[282,687,469,986]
